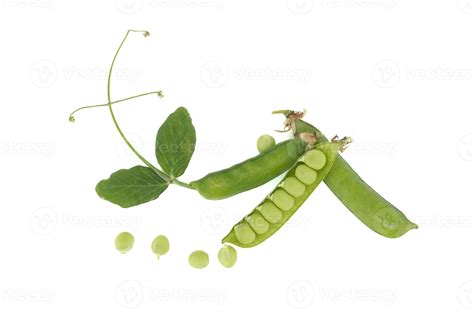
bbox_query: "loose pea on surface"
[151,235,170,258]
[303,149,327,170]
[234,222,256,244]
[295,164,318,185]
[115,232,134,254]
[258,201,283,223]
[280,177,306,198]
[271,189,295,211]
[256,134,276,153]
[188,250,209,269]
[218,245,238,268]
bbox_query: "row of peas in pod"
[223,137,350,247]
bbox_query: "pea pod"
[190,138,308,200]
[222,139,350,248]
[277,111,418,238]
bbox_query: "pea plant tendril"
[69,30,194,203]
[68,90,163,123]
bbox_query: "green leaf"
[96,166,168,208]
[155,107,196,178]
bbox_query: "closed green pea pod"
[190,138,307,200]
[223,139,350,248]
[286,114,418,238]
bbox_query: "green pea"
[234,222,256,244]
[271,189,295,211]
[280,176,306,198]
[188,250,209,269]
[218,245,238,268]
[258,201,283,222]
[246,213,270,234]
[295,164,318,185]
[151,235,169,258]
[303,149,326,170]
[257,134,276,153]
[115,232,134,254]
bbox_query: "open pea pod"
[222,138,350,248]
[277,111,418,238]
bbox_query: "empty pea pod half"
[190,137,309,200]
[275,110,418,238]
[222,137,352,248]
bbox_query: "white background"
[1,0,473,314]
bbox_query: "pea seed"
[258,201,283,222]
[115,232,134,254]
[303,149,327,170]
[280,177,305,198]
[151,235,169,258]
[246,213,270,234]
[257,134,276,153]
[218,245,238,268]
[295,164,318,185]
[234,222,256,244]
[271,189,295,211]
[188,250,209,269]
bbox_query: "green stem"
[173,179,194,189]
[106,30,170,182]
[69,90,163,122]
